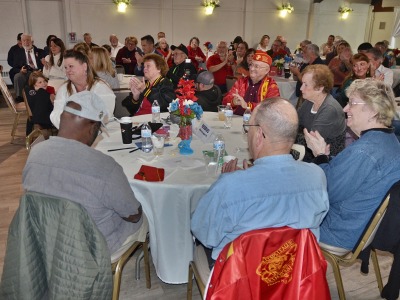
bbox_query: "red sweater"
[206,54,233,86]
[187,46,206,70]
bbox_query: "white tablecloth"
[94,112,249,283]
[272,76,298,106]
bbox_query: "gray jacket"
[0,192,112,300]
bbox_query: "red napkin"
[134,165,165,182]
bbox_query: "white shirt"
[43,53,66,79]
[111,42,124,59]
[50,80,115,129]
[376,64,394,87]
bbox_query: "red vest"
[206,227,331,300]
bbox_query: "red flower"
[175,79,198,102]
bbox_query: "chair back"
[290,144,305,161]
[115,65,125,74]
[113,89,131,118]
[205,227,331,300]
[0,192,112,300]
[22,89,33,118]
[351,194,390,258]
[225,76,237,93]
[0,74,21,114]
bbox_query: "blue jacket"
[319,129,400,249]
[191,154,329,259]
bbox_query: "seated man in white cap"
[194,70,222,112]
[22,91,147,257]
[222,51,280,115]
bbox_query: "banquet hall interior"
[1,0,400,299]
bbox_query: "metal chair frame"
[320,195,390,300]
[187,260,206,300]
[111,234,151,300]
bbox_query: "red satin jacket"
[205,227,331,300]
[222,76,280,115]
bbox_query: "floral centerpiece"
[168,78,203,155]
[273,57,285,69]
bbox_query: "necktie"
[27,50,35,68]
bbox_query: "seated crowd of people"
[5,30,400,292]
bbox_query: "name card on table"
[192,119,216,143]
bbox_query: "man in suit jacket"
[11,34,44,102]
[7,33,23,79]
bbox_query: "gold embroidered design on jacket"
[256,239,297,285]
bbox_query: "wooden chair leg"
[371,249,384,293]
[11,113,20,143]
[187,263,194,300]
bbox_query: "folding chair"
[187,244,210,300]
[0,74,26,143]
[320,194,390,300]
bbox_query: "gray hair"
[366,47,383,60]
[255,98,298,142]
[306,44,320,56]
[217,41,228,48]
[346,78,396,127]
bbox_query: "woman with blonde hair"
[304,78,400,251]
[157,37,173,68]
[50,49,115,128]
[73,42,91,58]
[115,36,142,75]
[256,35,270,52]
[91,46,119,89]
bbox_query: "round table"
[94,112,250,283]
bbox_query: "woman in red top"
[157,38,173,68]
[187,37,207,70]
[122,54,175,116]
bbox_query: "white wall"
[0,0,396,72]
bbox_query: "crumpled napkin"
[134,165,165,182]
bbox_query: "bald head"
[255,98,298,144]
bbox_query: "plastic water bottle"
[224,103,233,128]
[213,134,225,166]
[151,100,160,123]
[243,105,251,126]
[141,122,153,153]
[183,58,192,80]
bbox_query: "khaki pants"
[111,215,149,263]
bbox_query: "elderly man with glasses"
[191,98,329,264]
[222,51,280,115]
[166,43,197,89]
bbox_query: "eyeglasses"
[242,124,266,138]
[249,64,268,70]
[348,101,366,108]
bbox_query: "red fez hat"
[253,51,272,65]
